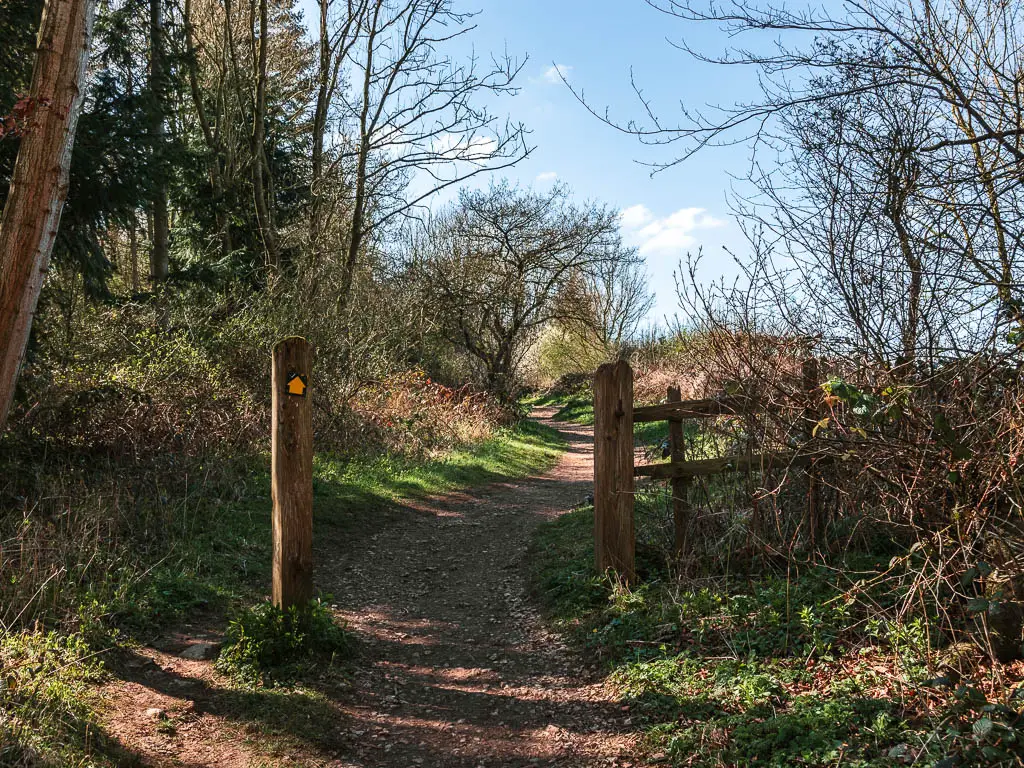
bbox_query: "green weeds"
[529,501,1024,766]
[0,631,119,768]
[0,417,564,765]
[215,598,354,687]
[553,396,595,425]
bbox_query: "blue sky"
[302,0,766,324]
[444,1,765,324]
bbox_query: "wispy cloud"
[543,64,573,83]
[430,133,497,161]
[620,204,724,255]
[536,171,558,183]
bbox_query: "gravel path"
[324,407,638,767]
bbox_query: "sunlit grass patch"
[313,418,564,508]
[215,598,354,687]
[0,630,118,767]
[552,396,594,425]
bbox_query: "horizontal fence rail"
[632,395,757,423]
[634,450,832,480]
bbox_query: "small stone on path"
[179,642,221,660]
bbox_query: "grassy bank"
[1,418,564,767]
[529,497,1024,768]
[535,392,673,451]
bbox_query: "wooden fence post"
[667,385,692,562]
[593,360,635,582]
[802,357,822,552]
[272,337,314,609]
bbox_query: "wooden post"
[667,386,691,562]
[802,357,822,552]
[272,337,314,609]
[593,360,635,581]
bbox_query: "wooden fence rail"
[593,359,825,580]
[632,395,754,423]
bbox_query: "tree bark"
[183,0,231,260]
[0,0,97,430]
[149,0,170,288]
[129,221,140,293]
[250,0,279,268]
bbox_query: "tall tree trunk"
[309,0,330,263]
[0,0,97,430]
[129,220,140,293]
[341,2,379,310]
[886,166,921,367]
[183,0,232,259]
[149,0,170,329]
[310,0,363,273]
[149,0,170,289]
[251,0,279,268]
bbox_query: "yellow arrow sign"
[286,372,307,398]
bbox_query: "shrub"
[215,598,354,686]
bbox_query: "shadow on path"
[98,409,638,767]
[320,408,637,767]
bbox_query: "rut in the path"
[322,407,638,767]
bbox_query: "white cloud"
[430,133,497,161]
[536,171,558,183]
[620,204,725,256]
[543,64,573,83]
[620,204,654,230]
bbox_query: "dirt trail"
[324,407,636,767]
[99,408,639,767]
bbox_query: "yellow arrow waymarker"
[286,372,307,398]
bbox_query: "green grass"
[0,631,126,768]
[528,501,1024,767]
[111,418,564,637]
[552,395,594,425]
[313,418,564,506]
[215,598,354,687]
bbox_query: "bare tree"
[572,0,1024,355]
[411,181,622,398]
[591,0,1024,171]
[309,0,366,266]
[185,0,312,267]
[560,250,654,358]
[0,0,97,429]
[330,0,531,305]
[733,70,959,367]
[183,0,233,258]
[248,0,279,266]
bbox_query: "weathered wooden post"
[666,385,692,562]
[802,357,822,552]
[593,360,635,582]
[271,337,313,609]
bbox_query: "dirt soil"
[98,407,640,767]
